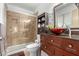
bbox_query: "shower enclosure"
[5,10,37,55]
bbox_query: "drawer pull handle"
[51,40,53,42]
[68,44,72,48]
[45,46,46,48]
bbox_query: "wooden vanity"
[41,33,79,56]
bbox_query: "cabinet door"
[46,43,55,56]
[55,47,75,56]
[41,37,46,50]
[41,34,47,52]
[41,34,55,56]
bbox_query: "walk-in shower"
[5,10,37,55]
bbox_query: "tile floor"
[41,50,48,56]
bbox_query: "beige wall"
[6,11,37,48]
[72,9,79,28]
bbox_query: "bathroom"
[0,3,54,56]
[0,3,79,56]
[0,3,39,56]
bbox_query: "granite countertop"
[44,33,79,40]
[57,34,79,40]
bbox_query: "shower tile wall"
[6,11,37,48]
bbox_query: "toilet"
[26,35,40,56]
[26,43,40,56]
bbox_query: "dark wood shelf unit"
[37,12,48,34]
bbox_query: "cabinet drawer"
[41,43,51,55]
[52,36,65,47]
[46,36,65,47]
[64,39,79,55]
[46,43,55,56]
[55,47,75,56]
[46,35,54,44]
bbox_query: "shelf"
[38,13,45,19]
[37,12,48,34]
[38,21,45,24]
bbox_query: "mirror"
[55,3,79,28]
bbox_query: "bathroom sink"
[50,28,65,35]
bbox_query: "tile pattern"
[6,11,37,48]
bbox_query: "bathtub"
[5,42,34,56]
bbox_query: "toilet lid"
[26,43,39,48]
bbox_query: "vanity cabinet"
[40,33,79,56]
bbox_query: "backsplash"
[64,28,79,35]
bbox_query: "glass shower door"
[6,11,37,54]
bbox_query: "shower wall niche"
[6,11,37,47]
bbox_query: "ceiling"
[7,3,53,12]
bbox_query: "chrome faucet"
[63,24,71,38]
[66,25,71,38]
